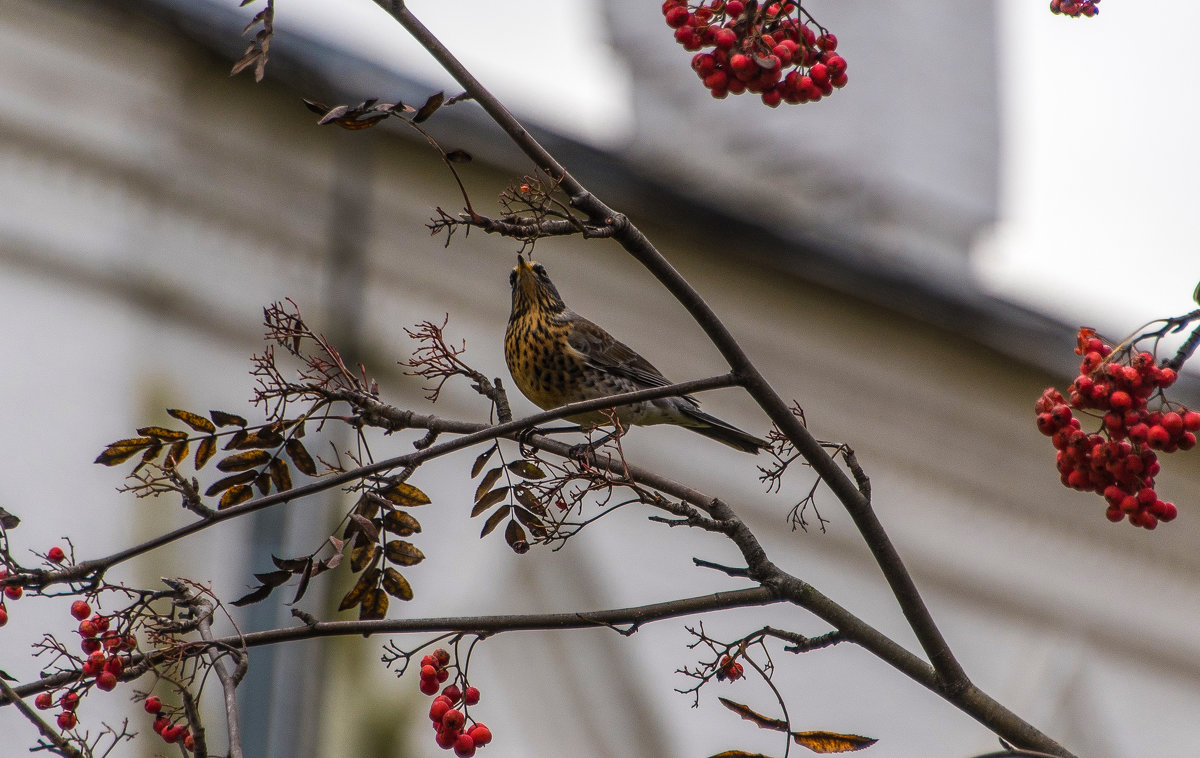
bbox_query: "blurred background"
[1,1,1198,756]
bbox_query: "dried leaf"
[719,698,788,732]
[210,410,248,428]
[470,444,497,477]
[338,567,379,611]
[269,457,292,492]
[359,587,389,620]
[254,569,292,587]
[444,149,472,163]
[356,494,382,520]
[224,430,248,450]
[350,542,377,572]
[204,470,258,497]
[506,460,546,480]
[382,567,413,601]
[217,449,272,472]
[317,104,350,124]
[708,752,773,758]
[471,487,509,517]
[513,485,546,515]
[350,513,380,543]
[291,557,316,604]
[231,583,276,607]
[480,506,510,538]
[791,731,878,753]
[413,91,444,123]
[504,519,529,554]
[272,555,309,572]
[94,437,154,466]
[513,506,547,537]
[137,426,189,441]
[286,438,317,475]
[254,471,272,495]
[384,540,425,566]
[138,442,164,468]
[474,467,503,503]
[0,507,20,529]
[231,427,283,449]
[382,510,421,537]
[380,482,431,506]
[166,440,189,468]
[219,484,254,509]
[167,409,216,433]
[195,436,217,469]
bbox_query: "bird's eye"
[532,264,547,279]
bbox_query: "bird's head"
[509,255,566,316]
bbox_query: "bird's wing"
[564,313,699,404]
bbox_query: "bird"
[504,255,767,453]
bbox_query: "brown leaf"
[359,587,389,620]
[791,732,877,753]
[708,752,774,758]
[513,485,547,515]
[272,555,309,572]
[0,507,20,529]
[219,484,254,509]
[290,557,316,604]
[137,426,189,441]
[195,436,217,469]
[269,457,292,492]
[204,470,258,497]
[254,471,272,495]
[338,567,379,611]
[217,449,272,472]
[317,104,350,124]
[356,494,382,520]
[382,510,421,537]
[380,482,431,506]
[719,698,788,732]
[513,506,547,537]
[444,149,472,163]
[474,467,503,503]
[504,519,529,554]
[210,410,248,428]
[413,91,444,123]
[384,540,425,566]
[167,409,216,433]
[350,541,377,573]
[231,583,276,607]
[470,444,497,477]
[302,98,328,115]
[471,487,509,517]
[350,513,380,543]
[286,438,317,475]
[166,440,190,468]
[94,437,154,466]
[224,430,248,450]
[506,460,546,480]
[382,567,414,601]
[480,506,510,538]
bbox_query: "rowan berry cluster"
[662,0,848,106]
[715,654,744,681]
[144,695,196,750]
[418,648,492,756]
[0,545,68,627]
[1049,0,1099,17]
[1036,329,1196,528]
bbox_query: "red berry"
[60,692,80,711]
[442,684,462,704]
[463,686,480,706]
[0,606,7,627]
[715,27,737,49]
[1147,425,1170,449]
[105,655,124,677]
[421,655,437,668]
[1105,505,1124,522]
[163,725,186,744]
[454,733,477,758]
[420,678,440,696]
[80,638,101,655]
[435,729,458,749]
[35,692,53,710]
[57,711,77,730]
[1157,367,1178,387]
[442,709,466,733]
[818,33,838,51]
[90,614,110,633]
[184,734,196,751]
[1161,411,1184,437]
[70,600,91,621]
[421,664,438,680]
[78,620,98,638]
[726,0,745,16]
[144,696,163,714]
[761,88,783,107]
[430,699,451,723]
[665,6,690,28]
[5,585,22,600]
[153,716,170,734]
[436,668,450,683]
[468,724,492,746]
[47,546,66,563]
[96,672,117,691]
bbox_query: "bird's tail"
[678,406,769,454]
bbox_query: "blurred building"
[1,1,1198,757]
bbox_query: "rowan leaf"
[204,470,257,497]
[338,567,379,611]
[360,587,389,620]
[137,426,189,441]
[480,506,510,538]
[231,583,275,607]
[382,567,414,601]
[166,440,189,468]
[210,410,248,428]
[504,519,529,554]
[380,482,431,506]
[719,698,788,732]
[219,484,254,509]
[291,557,316,604]
[0,507,20,529]
[217,449,272,472]
[506,460,546,480]
[384,540,424,566]
[167,409,216,433]
[791,731,878,753]
[513,506,547,537]
[350,541,377,572]
[474,467,503,503]
[470,444,497,477]
[286,438,317,475]
[513,485,546,515]
[471,487,509,517]
[94,438,154,466]
[413,91,443,123]
[269,457,292,492]
[195,436,217,469]
[382,510,421,537]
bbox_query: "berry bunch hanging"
[417,648,492,756]
[662,0,848,106]
[1036,328,1197,529]
[1050,0,1099,17]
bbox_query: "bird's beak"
[516,254,530,271]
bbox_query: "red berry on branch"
[442,684,463,704]
[454,733,477,758]
[96,672,117,691]
[463,686,480,706]
[70,600,91,621]
[145,696,162,714]
[430,698,451,723]
[435,728,458,749]
[57,711,77,730]
[468,723,493,746]
[434,649,451,667]
[420,678,440,696]
[665,6,690,28]
[726,0,745,16]
[35,692,53,710]
[47,546,66,563]
[0,606,7,627]
[153,716,169,734]
[442,709,466,733]
[78,620,98,638]
[4,585,22,600]
[818,33,838,51]
[60,692,80,711]
[80,638,101,655]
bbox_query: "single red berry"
[96,672,117,691]
[1161,411,1184,437]
[1105,504,1124,522]
[442,684,463,704]
[430,698,451,723]
[1157,367,1178,387]
[163,725,186,744]
[436,668,450,683]
[144,696,163,714]
[60,692,80,711]
[664,5,690,28]
[90,614,110,633]
[442,708,466,733]
[1147,425,1170,449]
[468,723,492,746]
[726,0,745,16]
[57,711,77,730]
[454,733,477,758]
[419,678,440,696]
[817,33,838,51]
[761,88,783,107]
[434,649,451,666]
[715,27,737,50]
[80,638,101,655]
[1157,501,1178,522]
[47,546,66,563]
[70,600,91,621]
[421,664,438,680]
[463,686,480,706]
[153,716,170,734]
[105,655,124,677]
[0,606,7,627]
[1179,431,1197,450]
[35,692,53,710]
[1108,391,1132,411]
[435,729,458,749]
[78,620,98,638]
[4,585,22,601]
[184,733,196,751]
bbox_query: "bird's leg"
[517,424,591,456]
